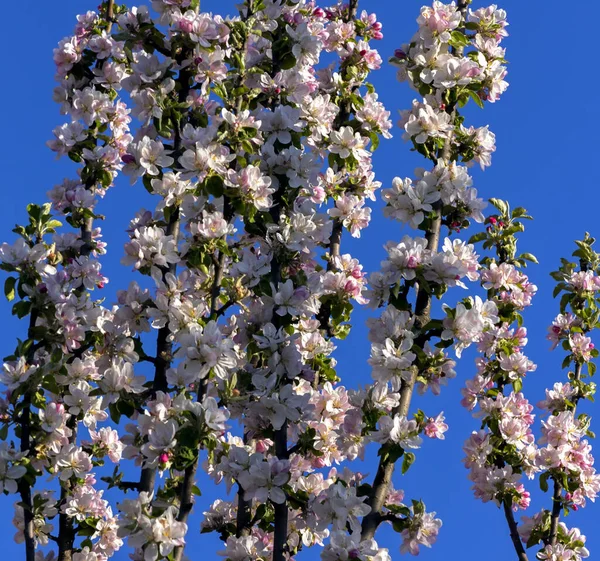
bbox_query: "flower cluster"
[392,1,509,169]
[514,236,600,560]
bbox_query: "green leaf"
[369,131,380,152]
[489,198,508,215]
[468,232,487,244]
[205,175,224,198]
[280,53,297,70]
[449,31,471,48]
[467,89,485,109]
[588,361,596,377]
[539,471,550,493]
[402,452,416,474]
[4,277,16,302]
[12,300,31,319]
[520,253,538,264]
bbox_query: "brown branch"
[503,498,529,561]
[269,10,290,560]
[57,417,78,561]
[361,0,472,542]
[172,0,256,551]
[17,312,38,561]
[235,432,252,538]
[548,480,562,547]
[138,51,191,494]
[548,362,583,546]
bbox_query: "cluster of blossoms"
[458,212,600,561]
[2,0,393,560]
[457,202,540,522]
[514,236,600,561]
[321,0,514,558]
[0,5,131,560]
[3,2,598,561]
[392,1,509,170]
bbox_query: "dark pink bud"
[178,20,194,33]
[373,31,383,40]
[359,49,367,56]
[313,8,325,17]
[159,453,170,464]
[121,154,135,164]
[372,22,382,31]
[98,282,105,289]
[394,49,407,59]
[38,283,48,294]
[194,56,203,65]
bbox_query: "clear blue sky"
[1,1,599,560]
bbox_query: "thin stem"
[548,480,562,547]
[547,362,583,546]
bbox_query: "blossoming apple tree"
[0,1,597,561]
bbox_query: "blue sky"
[1,1,599,559]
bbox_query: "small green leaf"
[402,452,416,474]
[4,277,16,302]
[467,89,485,109]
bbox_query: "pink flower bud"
[159,452,170,464]
[373,31,384,40]
[122,154,135,164]
[178,20,194,33]
[313,8,325,17]
[406,255,419,269]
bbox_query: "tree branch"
[17,313,38,561]
[503,498,529,561]
[548,362,583,546]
